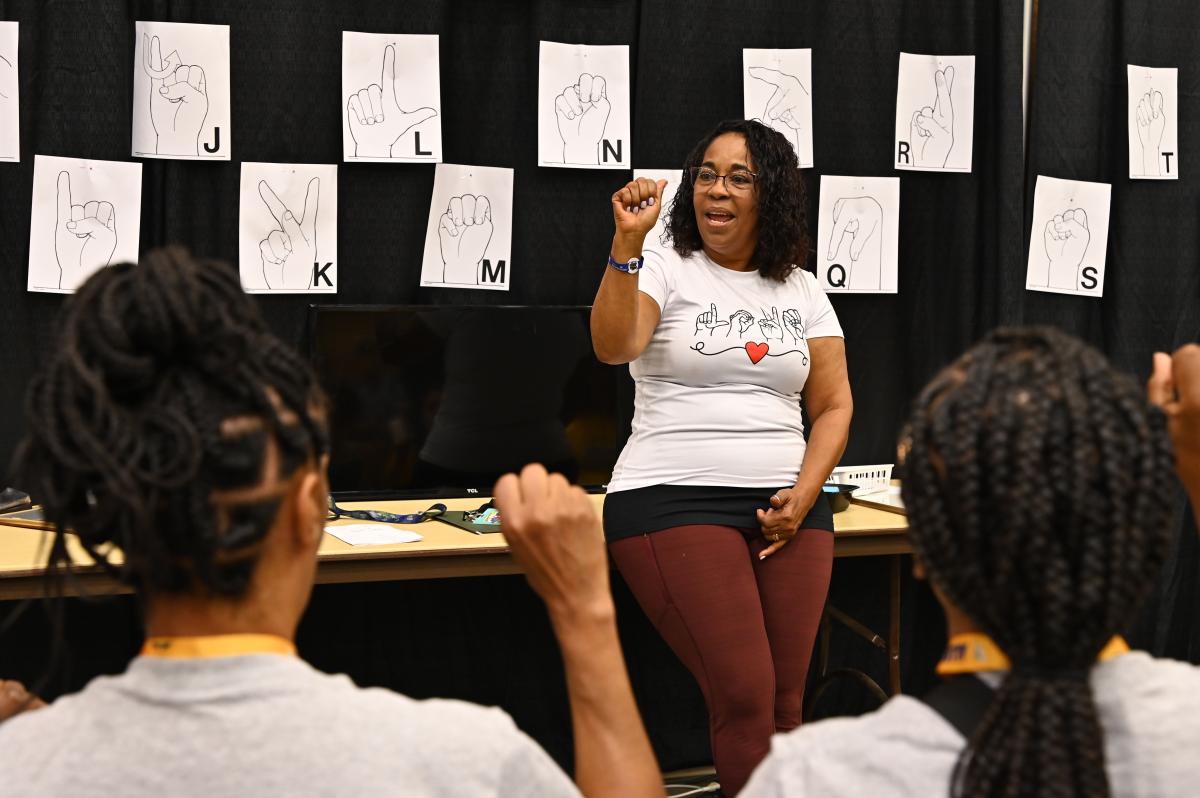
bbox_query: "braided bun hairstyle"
[14,247,328,597]
[901,326,1175,797]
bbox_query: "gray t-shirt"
[0,654,579,797]
[742,652,1200,797]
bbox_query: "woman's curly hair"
[664,119,808,282]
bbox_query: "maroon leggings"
[609,525,833,797]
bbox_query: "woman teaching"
[592,119,853,796]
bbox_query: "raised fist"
[611,177,666,241]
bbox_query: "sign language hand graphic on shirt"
[728,309,755,336]
[758,307,784,341]
[695,302,731,336]
[781,308,805,343]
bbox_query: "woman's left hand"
[756,488,814,559]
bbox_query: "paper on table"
[325,524,423,546]
[538,41,630,169]
[342,31,441,163]
[0,21,19,162]
[239,162,338,293]
[816,175,900,293]
[894,53,975,173]
[133,21,231,160]
[743,48,813,168]
[28,155,143,293]
[420,163,514,290]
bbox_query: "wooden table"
[0,495,908,601]
[0,495,909,702]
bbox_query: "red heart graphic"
[745,342,769,364]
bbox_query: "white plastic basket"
[827,464,894,497]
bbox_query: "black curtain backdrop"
[6,0,1194,776]
[1025,0,1200,664]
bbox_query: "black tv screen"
[308,305,627,498]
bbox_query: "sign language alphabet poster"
[1026,175,1111,298]
[743,49,813,168]
[538,42,631,169]
[1128,64,1178,180]
[28,155,143,293]
[239,163,338,294]
[133,21,231,160]
[894,53,975,173]
[0,21,18,162]
[816,175,900,294]
[342,32,441,163]
[421,163,514,291]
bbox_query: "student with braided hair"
[741,326,1200,797]
[0,248,663,798]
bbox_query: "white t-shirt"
[0,654,579,798]
[607,248,843,493]
[741,652,1200,797]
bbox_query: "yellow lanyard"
[937,633,1129,676]
[141,634,297,660]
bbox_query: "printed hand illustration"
[54,171,117,291]
[728,309,755,336]
[1136,90,1165,176]
[347,44,438,158]
[909,65,955,168]
[142,34,208,156]
[1043,208,1089,290]
[827,196,883,289]
[748,66,808,151]
[0,52,14,103]
[782,308,804,342]
[437,194,493,284]
[695,303,731,336]
[555,73,610,164]
[758,307,785,341]
[258,178,319,290]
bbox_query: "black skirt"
[603,484,834,543]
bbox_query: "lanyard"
[141,634,297,659]
[936,633,1129,676]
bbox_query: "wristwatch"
[607,254,642,274]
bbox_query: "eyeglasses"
[327,497,447,525]
[690,166,758,193]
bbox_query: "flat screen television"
[307,305,628,499]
